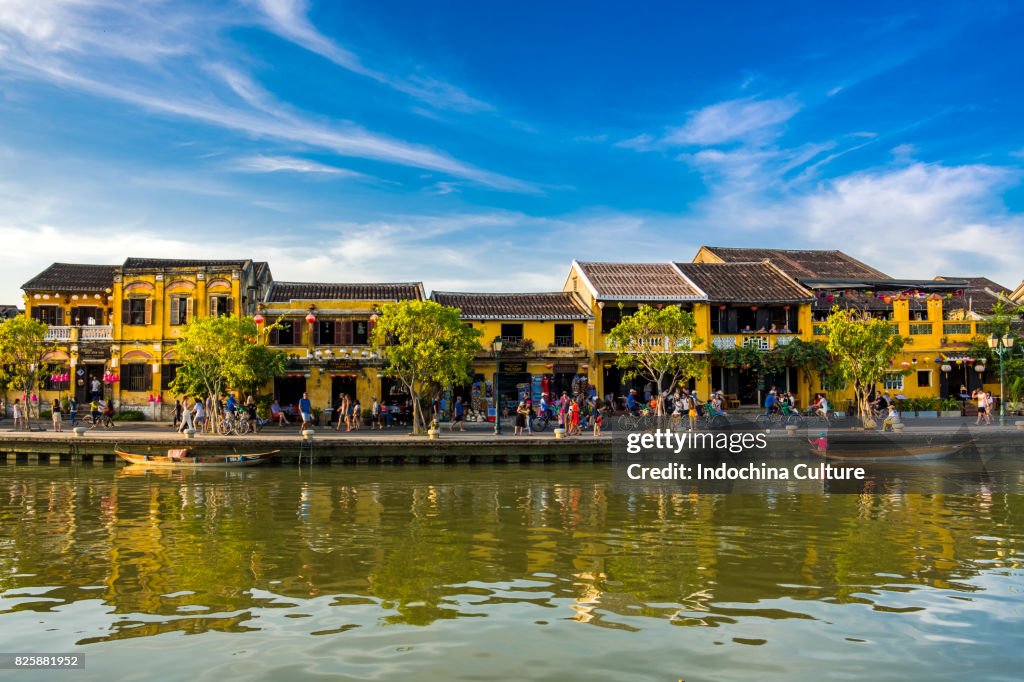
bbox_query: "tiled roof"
[699,246,890,280]
[936,276,1013,316]
[266,281,424,303]
[0,305,21,320]
[22,263,117,292]
[674,262,812,303]
[432,292,592,319]
[253,261,271,280]
[121,258,250,270]
[575,262,704,300]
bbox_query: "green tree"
[0,315,50,426]
[169,316,285,421]
[606,304,707,415]
[822,307,906,426]
[773,338,834,399]
[370,300,482,434]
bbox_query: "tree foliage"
[822,307,906,426]
[169,315,285,403]
[370,300,482,434]
[607,304,707,414]
[0,315,51,421]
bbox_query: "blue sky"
[2,0,1024,302]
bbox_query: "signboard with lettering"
[500,362,527,374]
[553,364,578,374]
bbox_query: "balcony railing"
[713,334,798,350]
[43,325,114,342]
[909,323,933,335]
[553,335,575,347]
[80,325,113,341]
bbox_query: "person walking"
[371,397,382,430]
[450,396,465,432]
[173,399,182,429]
[514,401,527,435]
[336,394,350,432]
[177,398,194,432]
[524,398,534,435]
[975,390,988,426]
[68,396,78,428]
[351,398,362,431]
[51,398,63,432]
[568,400,580,436]
[299,392,312,428]
[193,398,205,431]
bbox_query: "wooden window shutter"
[169,297,180,326]
[341,320,353,345]
[334,321,343,345]
[122,303,131,325]
[313,322,320,346]
[144,298,153,325]
[209,296,217,318]
[268,320,279,345]
[186,297,194,322]
[227,297,234,317]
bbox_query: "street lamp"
[493,336,503,435]
[988,334,1015,426]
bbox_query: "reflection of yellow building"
[430,292,592,413]
[259,281,424,414]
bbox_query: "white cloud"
[250,0,491,113]
[0,1,527,190]
[231,154,363,177]
[663,96,802,146]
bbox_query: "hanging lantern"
[911,357,917,365]
[884,296,892,304]
[253,313,264,325]
[900,361,910,367]
[751,305,758,312]
[305,311,316,324]
[941,364,952,372]
[783,305,790,311]
[975,364,985,373]
[826,295,834,303]
[719,305,727,311]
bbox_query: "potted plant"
[939,396,962,418]
[427,418,440,440]
[916,396,939,419]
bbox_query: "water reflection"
[0,464,1022,679]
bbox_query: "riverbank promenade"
[1,416,1020,464]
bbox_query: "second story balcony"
[44,325,113,343]
[712,333,798,351]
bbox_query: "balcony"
[712,333,799,350]
[43,325,113,343]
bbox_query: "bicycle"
[217,410,252,435]
[531,411,552,432]
[84,412,114,429]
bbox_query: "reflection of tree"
[0,467,1021,639]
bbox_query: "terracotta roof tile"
[22,263,117,292]
[701,246,890,280]
[432,292,591,319]
[576,262,703,300]
[674,262,812,303]
[267,281,424,303]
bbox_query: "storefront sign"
[553,364,578,374]
[500,362,527,373]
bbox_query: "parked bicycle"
[84,412,114,429]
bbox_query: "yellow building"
[258,281,424,418]
[562,261,711,404]
[21,263,119,410]
[109,258,272,416]
[430,291,592,416]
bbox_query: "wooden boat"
[116,448,278,467]
[810,439,974,463]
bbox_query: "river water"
[0,462,1021,681]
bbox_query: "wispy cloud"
[0,1,528,190]
[231,154,364,177]
[250,0,491,113]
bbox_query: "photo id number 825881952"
[0,654,85,669]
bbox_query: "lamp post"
[988,334,1015,426]
[493,336,503,435]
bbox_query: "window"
[161,363,180,391]
[270,319,295,345]
[352,320,368,345]
[123,298,151,326]
[883,372,905,391]
[554,323,574,347]
[917,370,931,388]
[125,364,152,392]
[500,323,523,343]
[31,305,63,326]
[42,363,70,391]
[317,320,335,345]
[600,306,637,334]
[209,295,232,318]
[72,306,102,326]
[170,296,192,326]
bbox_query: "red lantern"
[305,311,316,324]
[751,306,758,312]
[253,313,264,325]
[783,305,790,311]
